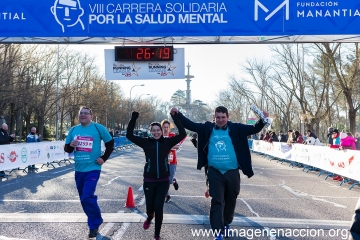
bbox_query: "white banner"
[104,48,185,80]
[0,142,68,171]
[252,140,360,182]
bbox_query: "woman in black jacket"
[126,111,186,240]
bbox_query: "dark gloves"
[191,133,198,139]
[131,111,139,120]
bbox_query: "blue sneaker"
[224,225,231,238]
[214,233,223,240]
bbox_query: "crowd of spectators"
[256,127,360,151]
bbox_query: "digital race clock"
[115,46,174,61]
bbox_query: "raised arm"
[126,111,146,147]
[167,112,187,146]
[170,107,202,132]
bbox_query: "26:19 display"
[136,47,171,60]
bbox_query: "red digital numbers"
[136,48,151,60]
[116,46,173,61]
[136,48,143,60]
[136,47,171,60]
[163,48,170,59]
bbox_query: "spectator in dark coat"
[306,129,318,139]
[278,131,287,142]
[327,127,334,145]
[259,132,264,140]
[0,123,14,145]
[0,123,15,177]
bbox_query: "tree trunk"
[349,109,357,134]
[16,109,22,141]
[37,116,44,139]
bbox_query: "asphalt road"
[0,139,358,240]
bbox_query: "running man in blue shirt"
[64,106,114,238]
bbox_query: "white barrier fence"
[0,141,69,171]
[252,140,360,182]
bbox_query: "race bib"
[76,136,94,152]
[168,152,174,162]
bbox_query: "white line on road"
[51,168,73,174]
[240,198,260,217]
[113,222,130,240]
[0,236,30,240]
[101,176,141,186]
[97,223,115,240]
[0,213,351,229]
[280,184,347,208]
[138,196,146,206]
[0,199,124,203]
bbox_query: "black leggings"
[143,181,170,236]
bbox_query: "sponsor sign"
[21,147,27,163]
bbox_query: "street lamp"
[56,44,60,141]
[129,84,145,119]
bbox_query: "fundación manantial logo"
[51,0,85,32]
[254,0,289,21]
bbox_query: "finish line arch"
[0,0,359,44]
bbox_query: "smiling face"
[78,107,93,126]
[150,125,162,139]
[214,112,229,128]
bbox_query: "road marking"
[101,176,140,186]
[113,222,130,240]
[0,213,351,228]
[138,196,146,206]
[280,184,347,208]
[97,223,115,240]
[0,199,124,203]
[0,237,30,240]
[240,198,260,217]
[52,168,73,174]
[1,195,352,203]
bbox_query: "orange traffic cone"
[124,186,136,208]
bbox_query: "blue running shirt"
[208,128,238,174]
[65,122,112,172]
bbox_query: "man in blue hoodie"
[26,127,41,170]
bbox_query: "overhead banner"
[0,0,360,37]
[104,48,185,80]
